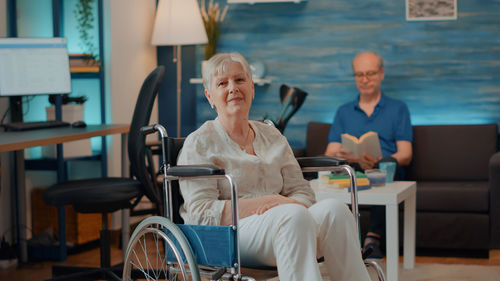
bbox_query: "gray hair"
[352,51,384,69]
[202,52,253,90]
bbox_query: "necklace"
[238,125,252,152]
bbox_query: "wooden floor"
[0,245,123,281]
[1,246,499,281]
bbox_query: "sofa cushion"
[417,181,489,212]
[409,124,497,181]
[416,212,489,249]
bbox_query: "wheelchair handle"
[140,124,168,138]
[140,125,156,135]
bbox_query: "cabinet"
[6,0,107,261]
[22,0,107,181]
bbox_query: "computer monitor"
[0,37,71,97]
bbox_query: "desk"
[312,181,416,281]
[0,124,130,262]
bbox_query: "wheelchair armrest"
[167,164,240,231]
[296,156,348,169]
[167,165,225,177]
[298,157,360,238]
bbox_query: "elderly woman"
[178,52,370,281]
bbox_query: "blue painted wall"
[193,0,500,149]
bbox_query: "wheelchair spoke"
[123,216,200,281]
[144,228,164,280]
[153,227,164,280]
[125,226,176,280]
[131,237,151,280]
[135,235,148,276]
[141,234,156,279]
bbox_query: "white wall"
[104,0,158,228]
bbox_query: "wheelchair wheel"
[122,216,201,281]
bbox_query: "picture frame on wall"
[406,0,457,21]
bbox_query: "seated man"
[325,51,413,259]
[178,52,371,281]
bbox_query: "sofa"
[294,122,500,251]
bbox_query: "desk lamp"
[151,0,208,137]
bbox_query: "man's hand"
[335,147,361,163]
[359,153,382,170]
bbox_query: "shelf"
[71,72,101,79]
[25,155,102,170]
[70,65,100,73]
[189,77,272,86]
[70,66,100,78]
[7,0,108,264]
[69,54,100,74]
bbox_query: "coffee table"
[311,180,417,281]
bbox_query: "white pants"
[239,198,371,281]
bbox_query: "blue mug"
[379,162,396,183]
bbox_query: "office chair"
[42,65,166,280]
[123,123,386,281]
[272,84,308,133]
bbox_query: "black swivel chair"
[42,65,166,280]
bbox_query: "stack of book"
[321,171,372,191]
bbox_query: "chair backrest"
[128,66,166,205]
[274,84,308,133]
[166,137,186,224]
[305,122,331,157]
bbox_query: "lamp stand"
[175,45,182,137]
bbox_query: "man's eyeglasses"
[354,70,380,80]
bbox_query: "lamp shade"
[151,0,208,46]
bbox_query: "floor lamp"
[151,0,208,137]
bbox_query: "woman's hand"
[221,194,306,225]
[253,202,280,215]
[252,194,305,215]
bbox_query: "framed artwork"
[406,0,457,21]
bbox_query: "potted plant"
[200,0,228,60]
[74,0,99,64]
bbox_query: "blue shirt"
[328,94,413,157]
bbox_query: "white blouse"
[177,119,316,225]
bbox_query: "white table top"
[312,180,417,205]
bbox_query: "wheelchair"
[122,124,386,281]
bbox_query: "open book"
[341,131,382,158]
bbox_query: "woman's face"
[205,61,255,119]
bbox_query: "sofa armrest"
[489,151,500,248]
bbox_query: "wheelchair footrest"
[199,266,226,280]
